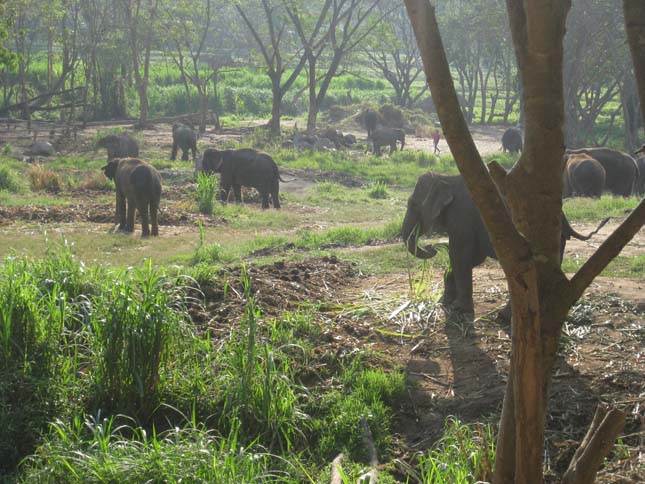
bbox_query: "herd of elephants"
[94,113,644,316]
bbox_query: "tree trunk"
[623,0,645,132]
[199,87,208,133]
[270,81,282,136]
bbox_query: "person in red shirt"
[432,128,441,154]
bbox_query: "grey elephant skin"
[102,158,162,237]
[402,172,602,315]
[364,110,382,138]
[171,123,197,161]
[369,127,405,156]
[563,153,606,198]
[27,141,56,157]
[201,148,283,209]
[97,134,139,161]
[501,127,523,153]
[566,147,638,196]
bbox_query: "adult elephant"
[97,133,139,161]
[633,145,645,196]
[201,148,284,209]
[364,109,382,138]
[102,158,161,237]
[370,126,405,156]
[566,147,638,196]
[171,123,197,161]
[563,153,606,198]
[501,127,523,153]
[402,172,605,315]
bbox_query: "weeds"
[368,180,389,199]
[0,165,23,192]
[28,164,62,193]
[196,171,219,215]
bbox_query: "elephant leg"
[220,185,229,203]
[171,142,178,161]
[116,192,126,230]
[390,141,397,154]
[150,199,159,236]
[375,143,381,156]
[138,198,150,237]
[440,269,457,305]
[233,185,242,203]
[272,182,280,209]
[261,191,270,209]
[125,198,136,233]
[181,148,189,162]
[191,144,197,161]
[449,246,476,315]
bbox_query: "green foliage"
[91,261,187,416]
[416,417,495,484]
[18,416,306,484]
[563,195,641,222]
[368,180,389,199]
[196,172,219,215]
[0,165,23,192]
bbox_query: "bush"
[368,180,389,199]
[79,171,113,191]
[0,165,23,192]
[196,172,219,215]
[28,164,62,193]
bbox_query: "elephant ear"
[421,178,453,227]
[102,159,119,180]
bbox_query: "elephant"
[401,172,604,315]
[171,123,197,161]
[632,145,645,196]
[369,126,405,156]
[97,134,139,161]
[563,153,606,198]
[501,127,523,153]
[565,147,638,196]
[201,148,284,209]
[634,155,645,196]
[364,109,382,138]
[102,158,162,237]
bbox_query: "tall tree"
[403,1,645,483]
[363,3,426,108]
[285,0,383,132]
[235,0,308,136]
[121,0,159,126]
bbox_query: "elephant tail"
[563,216,610,241]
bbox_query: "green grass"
[564,195,641,222]
[563,254,645,279]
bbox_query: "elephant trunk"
[402,212,437,259]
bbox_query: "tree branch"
[569,199,645,303]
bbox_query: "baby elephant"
[102,158,162,237]
[171,123,197,161]
[201,148,283,209]
[370,127,405,156]
[97,134,139,161]
[563,153,606,198]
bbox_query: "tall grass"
[92,261,187,416]
[0,166,23,192]
[196,172,219,215]
[415,417,495,484]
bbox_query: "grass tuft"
[196,172,219,215]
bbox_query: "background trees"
[0,0,640,147]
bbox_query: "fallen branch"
[562,405,626,484]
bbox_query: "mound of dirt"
[188,256,357,332]
[0,203,226,227]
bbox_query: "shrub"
[196,172,219,215]
[368,180,389,199]
[79,171,113,191]
[28,164,62,193]
[0,165,22,192]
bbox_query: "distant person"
[432,129,441,154]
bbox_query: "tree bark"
[623,0,645,132]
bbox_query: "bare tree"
[121,0,159,126]
[403,1,644,482]
[285,0,384,133]
[363,3,426,108]
[235,0,308,136]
